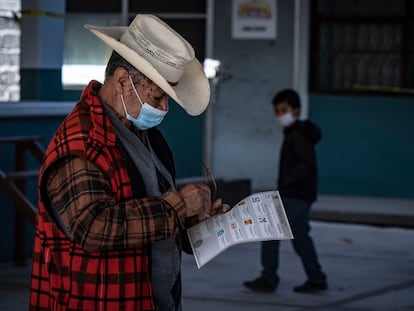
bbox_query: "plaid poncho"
[30,81,182,310]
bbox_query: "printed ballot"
[187,191,293,268]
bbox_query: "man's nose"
[157,94,169,111]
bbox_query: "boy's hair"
[272,89,301,109]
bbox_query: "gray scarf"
[103,104,182,311]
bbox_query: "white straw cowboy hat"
[85,14,210,116]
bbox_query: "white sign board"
[232,0,277,39]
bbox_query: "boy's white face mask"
[277,112,296,127]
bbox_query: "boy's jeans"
[260,198,327,285]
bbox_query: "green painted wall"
[309,95,414,198]
[161,100,205,178]
[0,117,64,262]
[20,69,81,101]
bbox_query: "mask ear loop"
[120,94,129,116]
[129,75,144,106]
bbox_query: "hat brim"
[85,24,210,116]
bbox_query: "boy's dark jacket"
[278,120,321,204]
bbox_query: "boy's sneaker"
[243,276,277,293]
[293,280,328,293]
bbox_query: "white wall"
[211,0,309,191]
[0,0,21,101]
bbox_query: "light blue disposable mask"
[121,76,168,130]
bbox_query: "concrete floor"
[1,221,413,311]
[181,221,414,311]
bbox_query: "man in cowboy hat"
[30,14,227,311]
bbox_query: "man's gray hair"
[105,51,146,82]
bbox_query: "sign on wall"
[232,0,277,39]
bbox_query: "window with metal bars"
[309,0,414,95]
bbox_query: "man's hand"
[178,183,211,217]
[196,198,230,222]
[206,198,230,216]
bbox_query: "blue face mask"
[121,76,168,130]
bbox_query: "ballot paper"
[187,191,293,268]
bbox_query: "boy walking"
[244,89,327,293]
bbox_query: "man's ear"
[113,67,129,94]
